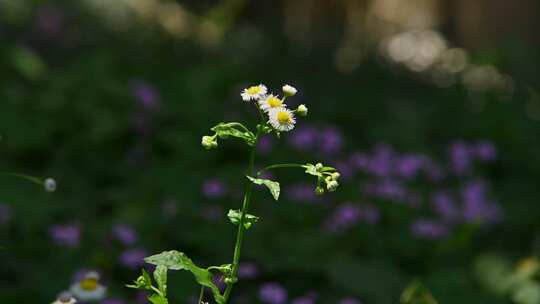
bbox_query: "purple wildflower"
[202,179,227,199]
[212,274,227,293]
[259,283,288,304]
[324,204,361,232]
[288,126,318,151]
[257,135,273,154]
[50,224,80,247]
[131,81,160,111]
[449,141,472,175]
[474,141,497,162]
[349,152,370,170]
[335,160,355,180]
[394,155,423,179]
[410,219,449,240]
[238,262,259,279]
[112,224,138,246]
[318,127,344,155]
[119,248,147,270]
[367,144,394,177]
[461,180,501,223]
[432,191,459,222]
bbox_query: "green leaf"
[145,251,225,304]
[400,280,438,304]
[246,176,280,201]
[154,265,168,296]
[148,294,168,304]
[227,209,260,229]
[211,123,256,146]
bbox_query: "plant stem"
[223,130,260,302]
[198,286,204,304]
[257,163,304,175]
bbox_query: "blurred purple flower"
[288,126,318,151]
[360,205,381,225]
[0,203,13,225]
[367,145,394,177]
[394,155,423,179]
[285,183,321,203]
[432,191,459,222]
[371,179,407,201]
[257,135,273,155]
[131,81,160,111]
[212,274,227,293]
[112,224,138,246]
[119,248,147,269]
[339,297,362,304]
[238,262,259,279]
[449,141,472,175]
[349,152,370,170]
[202,179,227,199]
[259,283,288,304]
[102,299,126,304]
[50,224,80,247]
[461,180,501,223]
[335,160,355,180]
[474,141,497,162]
[324,204,361,232]
[318,127,344,155]
[410,219,449,240]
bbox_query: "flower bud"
[331,172,340,180]
[326,180,339,192]
[282,84,297,97]
[201,135,217,150]
[315,163,323,170]
[224,277,238,284]
[314,186,325,196]
[44,178,57,192]
[296,104,308,116]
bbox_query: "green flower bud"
[201,135,217,150]
[224,277,237,284]
[314,186,325,195]
[331,172,340,180]
[326,180,339,192]
[315,163,323,170]
[296,104,308,116]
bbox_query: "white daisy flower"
[70,271,107,302]
[258,94,285,112]
[241,84,267,101]
[282,84,297,97]
[52,292,77,304]
[268,107,296,132]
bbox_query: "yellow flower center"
[80,278,98,291]
[277,111,292,124]
[247,86,261,95]
[267,97,283,108]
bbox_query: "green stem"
[257,163,304,175]
[198,286,204,304]
[0,172,43,185]
[223,130,260,302]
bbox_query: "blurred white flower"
[44,178,57,192]
[258,94,285,112]
[268,107,296,132]
[52,292,77,304]
[70,271,106,302]
[241,84,267,101]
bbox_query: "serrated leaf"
[154,265,168,296]
[145,250,225,304]
[211,123,256,146]
[400,280,438,304]
[246,176,280,201]
[148,294,168,304]
[227,209,260,229]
